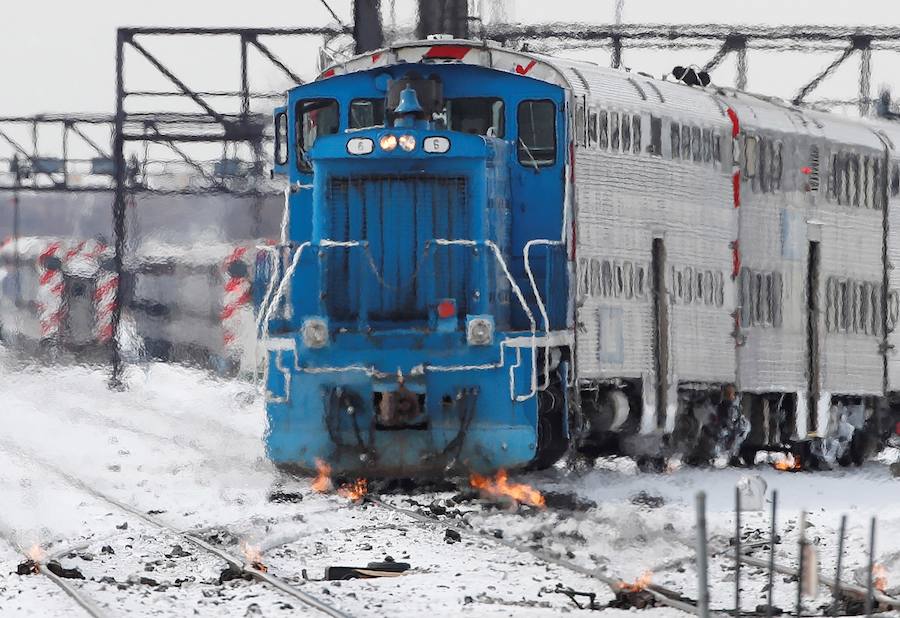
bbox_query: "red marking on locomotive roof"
[371,53,381,63]
[801,166,812,175]
[321,68,336,79]
[515,59,537,75]
[424,45,470,60]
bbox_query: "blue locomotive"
[260,41,572,476]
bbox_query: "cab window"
[350,98,385,129]
[517,99,556,167]
[443,98,505,137]
[274,112,288,165]
[296,98,339,171]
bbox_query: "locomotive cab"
[261,55,571,477]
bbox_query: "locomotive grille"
[324,175,470,323]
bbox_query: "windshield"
[296,98,340,171]
[350,96,505,137]
[440,98,505,137]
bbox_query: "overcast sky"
[1,0,899,117]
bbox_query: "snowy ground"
[0,347,898,617]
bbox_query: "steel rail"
[0,521,110,617]
[0,439,351,618]
[739,551,900,610]
[364,495,711,616]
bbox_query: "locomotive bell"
[394,86,425,128]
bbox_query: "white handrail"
[261,241,310,344]
[431,238,538,401]
[255,245,280,333]
[524,239,563,389]
[259,238,542,402]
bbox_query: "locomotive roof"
[319,37,890,150]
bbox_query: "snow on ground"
[0,346,898,617]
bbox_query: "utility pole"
[354,0,384,53]
[416,0,469,39]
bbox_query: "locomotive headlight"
[398,134,417,151]
[379,134,398,151]
[466,315,494,346]
[346,137,374,155]
[301,317,329,348]
[423,136,451,154]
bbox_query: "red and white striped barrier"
[36,241,65,339]
[221,246,252,355]
[92,246,118,344]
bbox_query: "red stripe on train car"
[732,240,741,279]
[732,171,741,208]
[726,107,740,138]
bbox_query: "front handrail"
[258,238,544,401]
[432,238,539,401]
[524,239,564,389]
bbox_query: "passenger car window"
[349,98,385,129]
[670,122,681,159]
[599,111,609,149]
[517,99,556,167]
[296,99,340,171]
[649,116,661,157]
[632,115,642,155]
[588,109,598,147]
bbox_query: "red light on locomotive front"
[437,300,456,319]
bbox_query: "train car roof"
[318,37,890,149]
[316,37,729,125]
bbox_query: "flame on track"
[773,453,802,472]
[22,544,45,574]
[469,469,546,508]
[26,544,46,563]
[338,479,368,502]
[618,570,653,592]
[240,540,268,573]
[873,563,887,593]
[311,458,334,493]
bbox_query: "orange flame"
[618,570,653,592]
[773,453,802,471]
[311,458,333,493]
[337,478,368,502]
[22,544,45,573]
[239,541,267,572]
[469,469,546,508]
[873,563,887,593]
[26,544,46,563]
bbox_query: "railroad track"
[363,495,705,615]
[0,525,110,618]
[0,438,351,618]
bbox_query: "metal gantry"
[484,23,900,115]
[108,26,346,384]
[5,14,900,383]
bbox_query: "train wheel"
[529,373,568,470]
